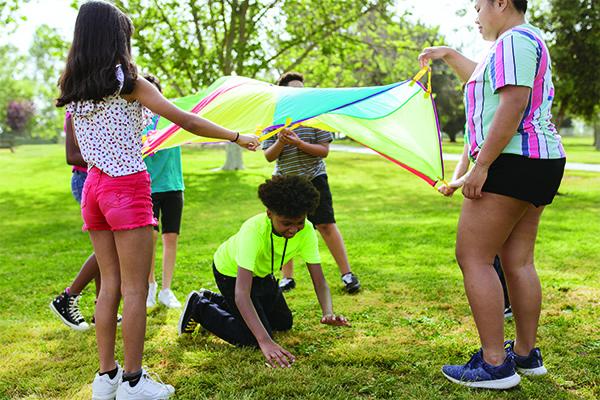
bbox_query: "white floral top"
[66,65,153,177]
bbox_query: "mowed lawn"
[0,144,598,400]
[442,136,600,165]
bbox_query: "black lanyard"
[270,231,289,277]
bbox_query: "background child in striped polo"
[262,72,361,294]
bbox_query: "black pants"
[191,264,293,347]
[493,256,511,308]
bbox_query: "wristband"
[230,132,240,142]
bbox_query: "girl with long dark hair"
[57,2,258,398]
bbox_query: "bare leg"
[456,193,530,366]
[148,230,158,284]
[500,205,545,357]
[88,231,121,373]
[316,223,351,276]
[114,226,153,373]
[282,260,294,279]
[94,273,101,298]
[69,253,100,295]
[161,233,179,290]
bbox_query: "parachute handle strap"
[257,118,300,142]
[410,66,432,98]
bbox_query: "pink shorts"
[81,168,157,231]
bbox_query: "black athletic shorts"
[151,190,184,233]
[482,154,566,207]
[308,174,336,225]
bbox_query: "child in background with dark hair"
[142,74,184,309]
[178,176,348,368]
[50,112,105,331]
[264,71,361,294]
[57,1,258,398]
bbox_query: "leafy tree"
[113,0,391,168]
[29,24,70,140]
[114,0,391,96]
[0,0,28,32]
[531,0,600,149]
[0,45,35,139]
[6,99,34,134]
[283,9,465,141]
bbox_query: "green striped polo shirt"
[262,126,333,178]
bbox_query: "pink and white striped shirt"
[464,24,565,160]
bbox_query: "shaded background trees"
[531,0,600,149]
[0,0,597,152]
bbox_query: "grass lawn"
[441,136,600,165]
[0,145,598,399]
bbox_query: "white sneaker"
[92,362,123,400]
[115,369,174,399]
[146,282,157,308]
[158,289,181,308]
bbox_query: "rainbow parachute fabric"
[143,68,445,186]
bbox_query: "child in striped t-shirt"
[262,72,361,294]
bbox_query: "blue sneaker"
[442,349,521,389]
[506,340,548,376]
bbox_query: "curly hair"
[258,176,320,217]
[277,72,304,87]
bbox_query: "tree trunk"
[222,143,244,170]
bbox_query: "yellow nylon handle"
[258,118,301,142]
[411,66,430,84]
[410,66,433,98]
[425,67,432,98]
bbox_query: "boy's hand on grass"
[321,314,349,326]
[259,339,295,368]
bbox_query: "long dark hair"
[56,1,138,107]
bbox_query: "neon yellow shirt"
[214,213,321,278]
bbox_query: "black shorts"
[482,154,566,207]
[151,190,184,233]
[308,174,336,225]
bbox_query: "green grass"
[441,136,600,165]
[0,145,599,399]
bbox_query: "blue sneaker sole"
[442,370,521,389]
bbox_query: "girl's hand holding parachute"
[235,133,260,151]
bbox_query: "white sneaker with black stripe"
[92,362,123,400]
[115,369,174,399]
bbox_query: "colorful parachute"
[143,68,445,186]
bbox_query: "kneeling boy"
[178,176,348,368]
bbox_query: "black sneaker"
[49,291,90,331]
[506,340,548,376]
[504,305,513,319]
[279,277,296,292]
[341,273,361,294]
[178,291,200,336]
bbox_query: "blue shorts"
[71,170,88,204]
